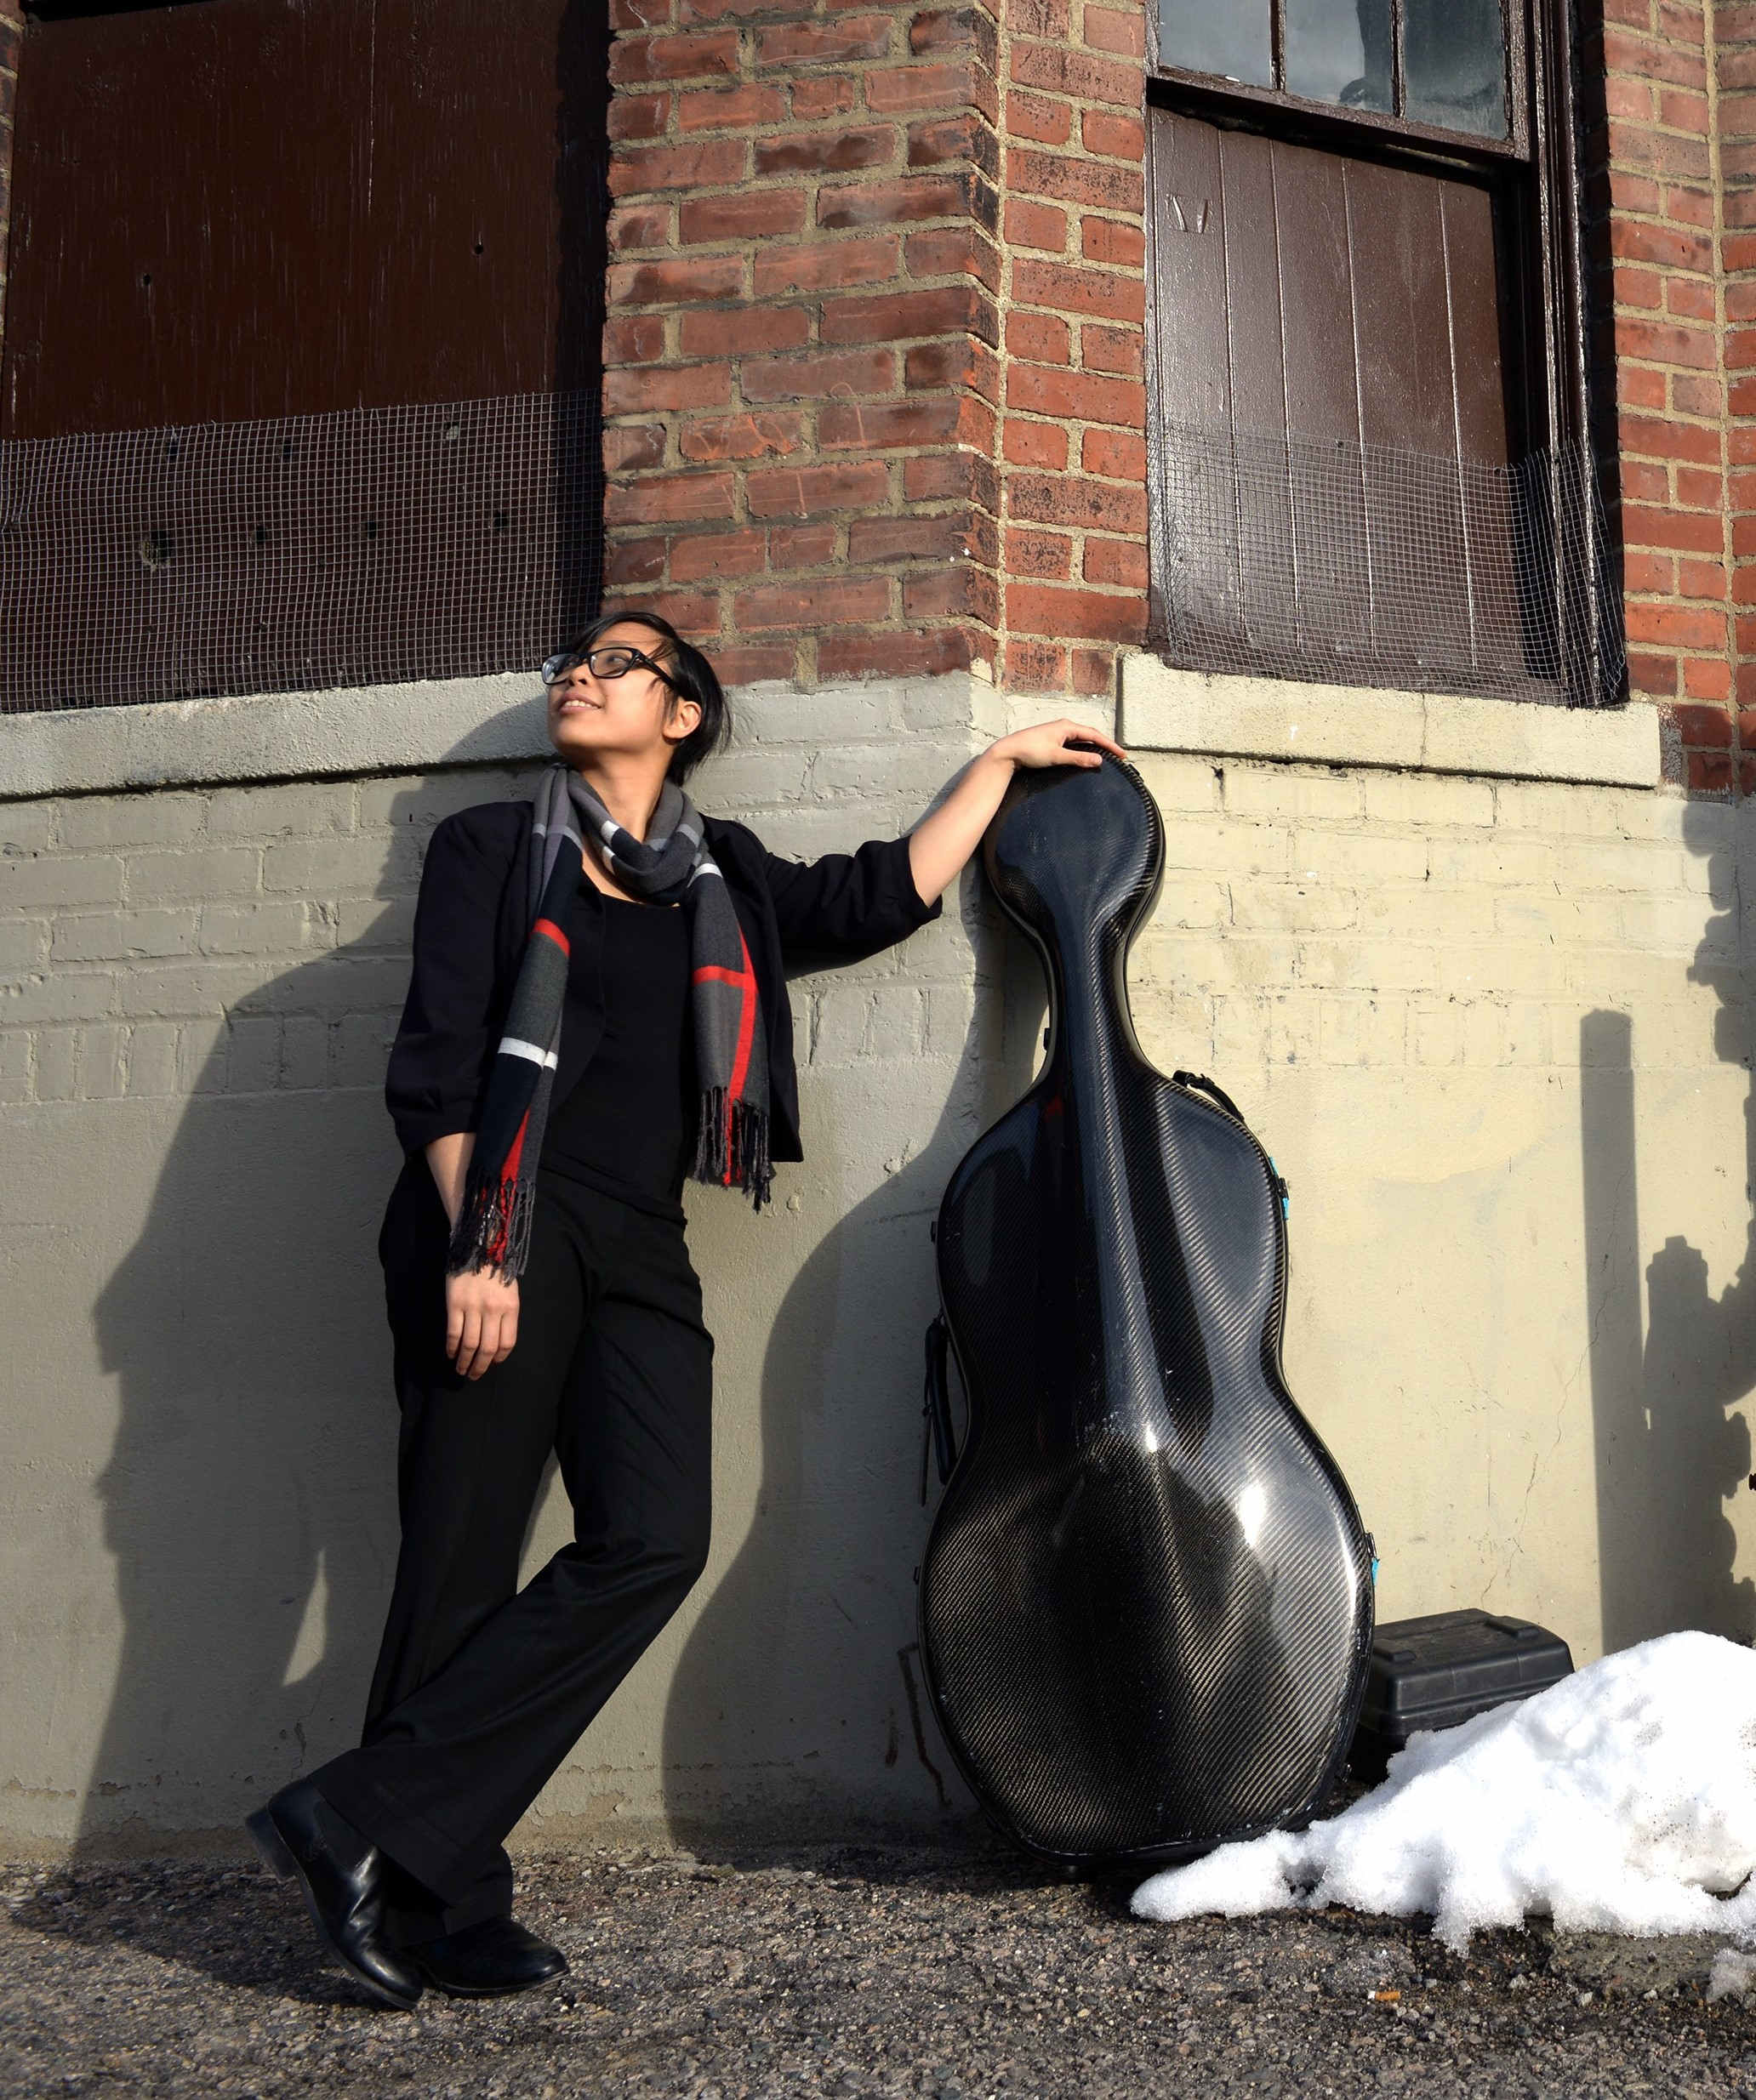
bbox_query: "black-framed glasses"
[542,644,676,688]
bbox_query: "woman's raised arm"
[905,717,1129,908]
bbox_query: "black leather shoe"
[246,1779,424,2011]
[407,1915,569,1998]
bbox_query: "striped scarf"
[448,764,772,1278]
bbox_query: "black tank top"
[540,893,695,1221]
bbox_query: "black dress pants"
[312,1158,714,1944]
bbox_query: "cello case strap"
[1172,1069,1246,1124]
[921,1312,957,1504]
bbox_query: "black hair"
[550,608,732,785]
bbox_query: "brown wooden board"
[3,0,605,433]
[0,0,607,708]
[1148,104,1536,694]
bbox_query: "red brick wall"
[596,0,1154,691]
[604,0,1749,748]
[994,0,1149,695]
[598,0,1008,687]
[1584,0,1733,788]
[1719,4,1756,792]
[3,0,1752,771]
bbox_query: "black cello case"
[918,752,1374,1872]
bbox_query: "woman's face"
[545,622,701,772]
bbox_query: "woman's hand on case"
[905,717,1129,908]
[446,1266,521,1380]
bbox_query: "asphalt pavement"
[4,1835,1756,2097]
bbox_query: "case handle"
[920,1312,958,1505]
[1172,1068,1246,1124]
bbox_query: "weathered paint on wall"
[2,677,1751,1859]
[0,674,1010,1858]
[1122,753,1756,1660]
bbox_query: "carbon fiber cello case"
[918,752,1374,1872]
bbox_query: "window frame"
[1149,0,1531,163]
[1142,0,1610,705]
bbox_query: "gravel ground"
[4,1836,1756,2098]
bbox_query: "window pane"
[1285,0,1392,111]
[1158,0,1273,88]
[1403,0,1508,138]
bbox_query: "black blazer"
[385,796,944,1164]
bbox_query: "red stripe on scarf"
[724,930,759,1182]
[533,916,570,954]
[488,1113,531,1267]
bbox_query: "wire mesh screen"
[0,390,603,712]
[1152,420,1625,709]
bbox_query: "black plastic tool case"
[1348,1609,1574,1778]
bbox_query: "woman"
[248,610,1126,2008]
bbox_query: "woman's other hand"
[425,1130,518,1378]
[445,1265,521,1380]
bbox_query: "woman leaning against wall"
[244,608,1126,2006]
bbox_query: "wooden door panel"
[1217,132,1297,667]
[0,0,607,708]
[1271,141,1371,660]
[1345,158,1462,452]
[1149,112,1239,651]
[1,0,604,437]
[1217,131,1286,433]
[366,0,601,407]
[2,0,371,435]
[1149,105,1519,691]
[1344,157,1472,670]
[1443,184,1512,464]
[1274,146,1361,444]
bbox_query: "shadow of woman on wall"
[660,876,1040,1870]
[10,760,533,1999]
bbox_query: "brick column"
[1583,0,1732,788]
[600,0,1002,686]
[1719,1,1756,791]
[995,0,1150,697]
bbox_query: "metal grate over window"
[1152,421,1625,709]
[0,389,604,712]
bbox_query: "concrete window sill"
[1118,655,1662,790]
[0,674,550,800]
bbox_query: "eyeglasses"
[542,644,677,689]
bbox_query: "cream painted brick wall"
[0,673,1013,1856]
[1122,754,1752,1663]
[2,771,419,1107]
[0,700,978,1112]
[1128,755,1736,1077]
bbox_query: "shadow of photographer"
[1582,794,1756,1651]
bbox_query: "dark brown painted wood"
[1149,110,1239,650]
[1345,155,1472,671]
[366,0,604,407]
[1218,129,1297,662]
[1149,104,1519,688]
[0,0,607,709]
[1272,137,1371,659]
[1,0,606,437]
[3,0,369,435]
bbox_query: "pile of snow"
[1132,1630,1756,1952]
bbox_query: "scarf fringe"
[448,1168,539,1281]
[693,1087,773,1210]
